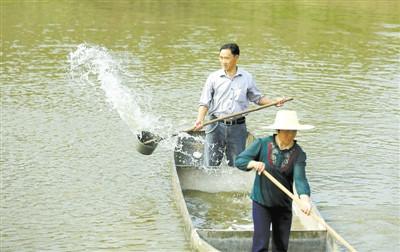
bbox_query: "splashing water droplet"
[68,43,159,135]
[193,151,202,159]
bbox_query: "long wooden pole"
[183,97,293,132]
[143,98,293,145]
[262,170,357,252]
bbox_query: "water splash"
[67,43,201,155]
[68,43,159,135]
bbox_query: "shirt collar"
[218,67,243,78]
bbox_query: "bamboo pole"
[143,97,293,145]
[183,97,293,133]
[262,170,357,252]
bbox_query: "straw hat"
[264,110,314,130]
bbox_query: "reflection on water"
[1,0,399,251]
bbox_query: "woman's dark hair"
[220,43,240,56]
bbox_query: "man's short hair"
[220,43,240,56]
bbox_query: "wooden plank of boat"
[171,131,340,252]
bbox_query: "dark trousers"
[252,201,292,252]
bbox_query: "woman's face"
[278,130,297,144]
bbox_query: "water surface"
[1,1,399,251]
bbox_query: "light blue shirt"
[199,67,263,117]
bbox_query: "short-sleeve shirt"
[199,68,263,117]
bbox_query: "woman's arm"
[299,194,312,215]
[235,138,262,171]
[294,150,312,215]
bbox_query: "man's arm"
[193,105,208,131]
[258,96,285,106]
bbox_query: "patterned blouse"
[235,135,311,208]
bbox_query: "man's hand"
[193,120,203,131]
[194,106,208,131]
[275,97,286,107]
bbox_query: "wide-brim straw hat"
[264,110,314,130]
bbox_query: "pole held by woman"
[262,169,357,252]
[235,110,357,252]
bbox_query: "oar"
[262,170,357,252]
[143,97,293,145]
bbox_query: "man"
[193,43,283,167]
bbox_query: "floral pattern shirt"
[235,135,311,208]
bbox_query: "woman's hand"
[248,161,265,175]
[299,195,312,215]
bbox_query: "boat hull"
[171,131,339,252]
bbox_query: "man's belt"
[221,117,246,125]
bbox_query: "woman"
[235,110,314,252]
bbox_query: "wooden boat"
[171,131,341,252]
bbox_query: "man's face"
[219,49,238,72]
